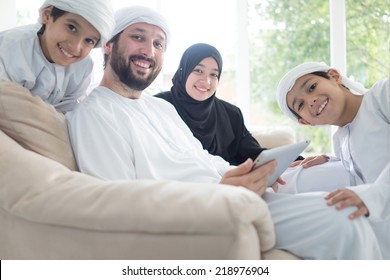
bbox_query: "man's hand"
[290,155,329,168]
[220,158,277,196]
[325,189,369,219]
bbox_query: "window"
[345,0,389,88]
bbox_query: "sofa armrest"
[0,129,276,259]
[0,82,77,170]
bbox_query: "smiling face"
[185,57,219,101]
[39,7,100,66]
[286,69,353,126]
[106,22,166,91]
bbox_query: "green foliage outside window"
[345,0,390,86]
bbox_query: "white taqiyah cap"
[108,6,170,47]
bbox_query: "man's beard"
[109,43,161,91]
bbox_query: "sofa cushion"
[0,81,77,170]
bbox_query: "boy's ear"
[327,69,342,84]
[41,6,53,24]
[298,118,314,126]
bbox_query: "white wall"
[0,0,16,31]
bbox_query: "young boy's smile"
[286,70,362,127]
[39,7,100,66]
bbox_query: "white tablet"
[253,140,310,187]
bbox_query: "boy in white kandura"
[276,61,389,259]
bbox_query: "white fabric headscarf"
[108,6,170,46]
[276,61,368,121]
[39,0,115,47]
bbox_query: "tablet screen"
[253,140,310,187]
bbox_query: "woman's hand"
[325,189,369,219]
[290,155,329,168]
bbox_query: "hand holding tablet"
[253,140,310,187]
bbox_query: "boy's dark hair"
[312,71,330,80]
[37,7,67,35]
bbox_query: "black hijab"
[160,43,235,156]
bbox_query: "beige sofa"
[0,82,298,260]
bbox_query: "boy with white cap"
[0,0,115,112]
[67,8,382,259]
[276,61,390,258]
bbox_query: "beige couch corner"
[0,82,298,260]
[251,126,296,149]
